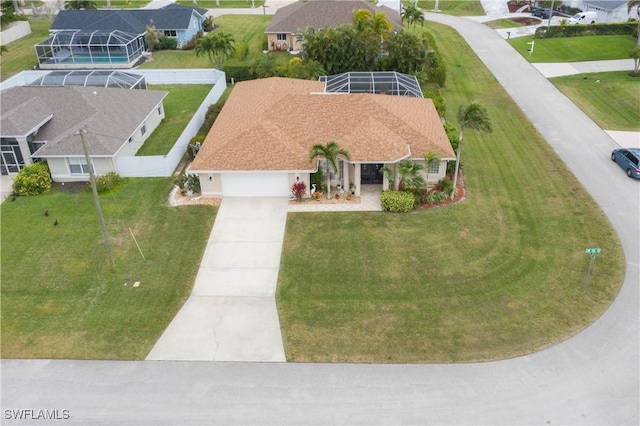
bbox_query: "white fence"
[2,69,227,178]
[0,21,31,46]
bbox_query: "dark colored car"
[532,7,552,19]
[611,148,640,178]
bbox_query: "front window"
[428,160,439,174]
[277,33,287,41]
[163,30,177,38]
[68,157,90,174]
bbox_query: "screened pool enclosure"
[35,30,146,69]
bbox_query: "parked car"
[611,148,640,178]
[532,7,552,19]
[567,11,598,24]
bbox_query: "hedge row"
[380,190,416,213]
[535,22,636,39]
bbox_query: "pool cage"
[28,70,147,90]
[35,30,146,69]
[320,72,424,98]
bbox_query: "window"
[277,33,287,41]
[68,157,90,174]
[141,123,146,136]
[163,30,177,37]
[428,160,439,174]
[157,106,162,115]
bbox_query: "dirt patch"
[290,193,361,205]
[510,17,542,26]
[53,181,89,194]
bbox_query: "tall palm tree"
[309,141,350,199]
[195,32,235,69]
[451,102,493,199]
[629,0,640,47]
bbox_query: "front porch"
[288,185,382,212]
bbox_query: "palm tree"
[629,0,640,47]
[451,102,493,199]
[195,32,235,69]
[397,160,425,190]
[401,4,424,31]
[424,151,441,191]
[309,141,350,199]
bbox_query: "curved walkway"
[1,13,638,426]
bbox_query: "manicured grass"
[416,0,485,16]
[551,71,640,131]
[97,0,150,7]
[1,178,216,359]
[0,18,51,81]
[485,18,527,29]
[276,22,624,363]
[139,15,272,70]
[509,35,637,62]
[136,85,211,156]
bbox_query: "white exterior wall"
[199,173,222,198]
[48,157,114,182]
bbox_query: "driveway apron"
[146,197,288,362]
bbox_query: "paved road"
[2,14,639,425]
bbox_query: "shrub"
[444,122,459,153]
[310,169,324,189]
[380,190,416,213]
[203,16,215,32]
[426,191,448,205]
[174,172,201,194]
[235,41,250,61]
[181,31,203,50]
[423,87,446,117]
[12,162,52,196]
[291,181,306,201]
[95,172,124,193]
[535,22,635,38]
[437,177,454,197]
[156,36,177,50]
[198,100,226,136]
[223,60,253,82]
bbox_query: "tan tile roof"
[265,0,403,34]
[190,77,455,172]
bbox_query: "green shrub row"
[222,60,253,82]
[535,22,635,38]
[380,190,416,213]
[12,162,52,196]
[95,172,124,193]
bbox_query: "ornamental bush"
[380,190,416,213]
[12,162,52,196]
[95,172,124,193]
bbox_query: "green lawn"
[98,0,150,7]
[1,178,216,359]
[136,85,212,156]
[0,18,51,81]
[485,18,527,29]
[139,15,272,70]
[416,0,484,16]
[276,23,624,363]
[509,35,637,62]
[551,71,640,131]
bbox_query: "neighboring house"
[0,86,167,181]
[562,0,638,22]
[189,76,455,198]
[34,4,206,69]
[264,0,403,52]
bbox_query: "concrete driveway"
[146,197,287,362]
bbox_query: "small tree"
[195,31,235,69]
[145,22,158,51]
[397,160,425,190]
[291,181,306,202]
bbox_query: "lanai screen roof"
[28,70,146,89]
[320,71,423,98]
[39,29,140,46]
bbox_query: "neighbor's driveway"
[146,197,287,362]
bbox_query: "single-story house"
[0,86,167,181]
[35,4,207,69]
[189,77,455,198]
[264,0,403,52]
[562,0,639,22]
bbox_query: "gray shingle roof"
[0,86,167,157]
[265,0,403,34]
[0,98,53,137]
[50,4,205,34]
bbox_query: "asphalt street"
[2,13,639,426]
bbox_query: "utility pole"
[75,129,116,271]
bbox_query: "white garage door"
[221,173,290,197]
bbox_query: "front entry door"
[361,163,383,184]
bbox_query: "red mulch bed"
[419,174,466,210]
